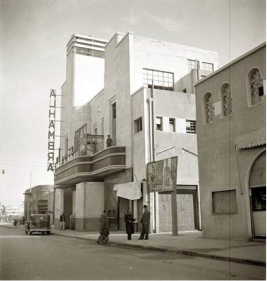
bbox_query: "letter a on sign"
[47,163,54,172]
[50,89,56,97]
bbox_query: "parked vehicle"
[25,214,51,235]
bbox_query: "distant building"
[54,32,218,232]
[24,185,54,222]
[5,205,24,217]
[194,42,266,240]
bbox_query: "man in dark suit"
[139,205,150,240]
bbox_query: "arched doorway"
[249,150,266,238]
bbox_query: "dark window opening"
[134,117,143,133]
[156,117,163,131]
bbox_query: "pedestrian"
[106,135,113,147]
[124,209,135,240]
[97,210,109,245]
[60,213,65,231]
[138,205,150,240]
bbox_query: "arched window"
[204,92,214,124]
[249,68,264,106]
[221,83,233,116]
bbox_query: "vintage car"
[25,214,51,235]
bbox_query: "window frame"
[134,117,143,133]
[247,68,265,107]
[202,62,214,72]
[220,83,233,117]
[188,59,200,71]
[203,92,215,124]
[143,68,174,91]
[169,118,176,133]
[186,120,196,134]
[156,116,163,131]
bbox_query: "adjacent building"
[24,185,54,223]
[54,32,218,232]
[194,42,266,240]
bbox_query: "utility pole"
[151,80,157,233]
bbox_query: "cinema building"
[54,32,218,232]
[194,42,266,240]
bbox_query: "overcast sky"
[0,0,266,206]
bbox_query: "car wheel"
[30,232,32,235]
[25,230,28,234]
[47,232,50,235]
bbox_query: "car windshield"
[31,216,48,223]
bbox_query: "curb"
[52,232,266,267]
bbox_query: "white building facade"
[54,32,218,232]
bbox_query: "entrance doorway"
[251,187,266,237]
[249,151,266,238]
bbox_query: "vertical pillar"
[171,190,178,236]
[197,184,202,230]
[54,188,64,230]
[75,183,85,231]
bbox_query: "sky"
[0,0,266,206]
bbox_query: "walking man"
[60,212,65,231]
[139,205,150,240]
[97,210,109,245]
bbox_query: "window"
[188,59,199,71]
[204,92,214,124]
[251,187,266,211]
[186,120,196,134]
[92,49,104,58]
[156,117,163,131]
[76,47,104,58]
[143,68,174,91]
[101,118,104,135]
[134,117,142,133]
[75,124,87,156]
[112,103,116,119]
[65,136,68,157]
[212,190,238,215]
[202,62,214,72]
[249,68,264,106]
[221,83,233,117]
[169,118,175,132]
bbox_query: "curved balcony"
[54,146,126,187]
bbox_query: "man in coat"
[139,205,150,240]
[124,209,135,240]
[60,213,65,231]
[97,210,109,245]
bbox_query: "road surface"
[0,226,265,280]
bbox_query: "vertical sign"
[47,89,56,172]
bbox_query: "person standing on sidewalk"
[124,209,135,240]
[97,210,109,245]
[138,205,150,240]
[60,213,65,231]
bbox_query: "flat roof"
[194,42,266,87]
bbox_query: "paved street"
[0,227,265,280]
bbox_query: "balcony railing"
[57,134,105,168]
[78,134,104,157]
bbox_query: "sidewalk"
[1,223,265,267]
[51,227,266,267]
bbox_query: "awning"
[113,181,142,200]
[237,137,266,150]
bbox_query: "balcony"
[54,135,126,187]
